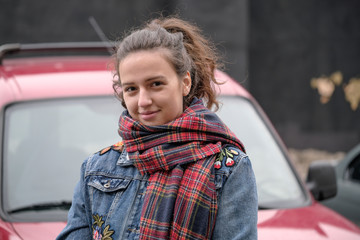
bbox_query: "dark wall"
[0,0,170,42]
[178,0,249,88]
[0,0,248,84]
[249,0,360,151]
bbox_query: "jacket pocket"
[88,176,131,193]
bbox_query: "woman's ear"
[182,72,192,96]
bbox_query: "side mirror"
[306,161,337,201]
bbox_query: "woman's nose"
[138,89,152,107]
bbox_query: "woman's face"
[119,49,191,126]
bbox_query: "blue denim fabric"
[56,145,257,240]
[212,148,258,240]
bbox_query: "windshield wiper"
[258,205,272,210]
[8,201,72,214]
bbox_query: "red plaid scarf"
[118,98,245,239]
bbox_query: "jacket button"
[104,180,111,188]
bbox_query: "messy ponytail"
[113,16,222,110]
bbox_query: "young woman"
[57,17,257,240]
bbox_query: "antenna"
[88,16,114,54]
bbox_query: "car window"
[217,96,306,208]
[3,97,123,219]
[2,95,306,221]
[347,154,360,182]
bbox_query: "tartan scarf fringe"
[118,98,244,239]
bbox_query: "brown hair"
[113,16,222,110]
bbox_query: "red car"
[1,42,360,239]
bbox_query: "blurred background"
[1,0,359,176]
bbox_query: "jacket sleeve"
[56,160,92,239]
[212,152,258,240]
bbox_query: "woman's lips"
[139,110,160,121]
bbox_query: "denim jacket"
[57,145,258,240]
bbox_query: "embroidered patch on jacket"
[99,141,124,155]
[215,148,239,169]
[92,214,114,240]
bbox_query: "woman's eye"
[124,86,136,92]
[152,81,163,87]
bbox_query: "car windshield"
[2,95,306,221]
[217,96,306,208]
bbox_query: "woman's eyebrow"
[120,82,133,87]
[121,76,166,87]
[147,75,166,81]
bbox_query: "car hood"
[258,202,360,239]
[11,222,66,239]
[10,203,360,239]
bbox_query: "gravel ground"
[288,148,346,180]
